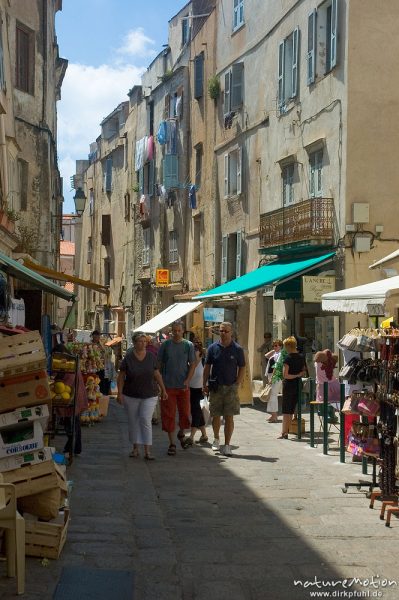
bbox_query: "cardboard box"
[0,403,49,430]
[18,481,67,521]
[0,370,51,414]
[2,459,64,498]
[25,508,70,559]
[0,446,52,473]
[0,419,44,459]
[0,331,47,379]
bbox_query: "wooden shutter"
[307,10,316,85]
[224,154,229,198]
[278,41,285,107]
[101,214,111,246]
[237,147,242,195]
[231,62,244,110]
[223,71,231,114]
[163,155,179,190]
[291,28,299,98]
[330,0,338,69]
[221,235,228,283]
[194,54,204,100]
[236,230,243,278]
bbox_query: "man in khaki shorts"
[202,322,245,456]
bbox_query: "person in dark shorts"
[203,322,245,457]
[279,336,306,439]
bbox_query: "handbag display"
[341,395,360,414]
[357,392,380,417]
[259,382,272,403]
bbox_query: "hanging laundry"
[135,137,146,171]
[157,121,168,145]
[175,95,182,119]
[189,185,197,209]
[147,135,154,161]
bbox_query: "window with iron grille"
[169,230,178,265]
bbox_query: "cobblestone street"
[1,400,399,600]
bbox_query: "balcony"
[259,197,335,253]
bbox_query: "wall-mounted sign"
[203,308,225,323]
[145,304,159,321]
[155,268,169,287]
[366,303,385,316]
[302,276,335,303]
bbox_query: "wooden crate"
[0,370,51,414]
[2,460,63,498]
[0,331,47,379]
[25,508,70,559]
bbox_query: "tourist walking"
[202,322,245,457]
[264,339,283,423]
[186,338,208,446]
[117,332,167,460]
[157,321,196,455]
[279,336,306,440]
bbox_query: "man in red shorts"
[158,321,196,455]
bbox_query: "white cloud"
[58,61,144,211]
[116,27,156,58]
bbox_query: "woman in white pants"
[264,340,283,423]
[117,332,167,460]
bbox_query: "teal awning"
[0,251,75,302]
[195,252,335,299]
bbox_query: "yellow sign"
[156,269,169,287]
[302,276,335,303]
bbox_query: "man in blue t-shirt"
[202,322,245,457]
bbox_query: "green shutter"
[163,155,179,190]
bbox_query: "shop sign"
[155,268,169,287]
[203,308,225,323]
[145,304,158,321]
[366,303,385,316]
[302,276,335,303]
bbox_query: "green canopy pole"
[309,378,315,448]
[323,381,329,455]
[340,382,346,463]
[297,378,302,440]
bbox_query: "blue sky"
[56,0,186,213]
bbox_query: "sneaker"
[223,444,232,456]
[211,439,220,451]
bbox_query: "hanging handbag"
[339,357,359,380]
[259,382,273,403]
[341,394,361,414]
[357,393,380,418]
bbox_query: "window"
[193,216,201,263]
[104,258,111,287]
[224,147,242,198]
[104,157,112,192]
[89,189,94,216]
[169,230,178,265]
[87,237,92,264]
[223,63,244,114]
[148,101,154,136]
[16,22,34,94]
[282,164,295,206]
[233,0,244,31]
[182,16,190,46]
[278,28,299,110]
[0,22,5,91]
[124,192,131,221]
[142,228,150,266]
[101,214,111,246]
[194,53,204,100]
[221,231,243,283]
[18,159,28,210]
[309,150,323,198]
[308,0,338,84]
[195,144,202,188]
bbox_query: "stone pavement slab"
[0,400,398,600]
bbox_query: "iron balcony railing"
[259,197,335,250]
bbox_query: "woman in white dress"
[264,339,283,423]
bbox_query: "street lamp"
[73,187,87,217]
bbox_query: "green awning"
[195,252,335,299]
[0,251,75,302]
